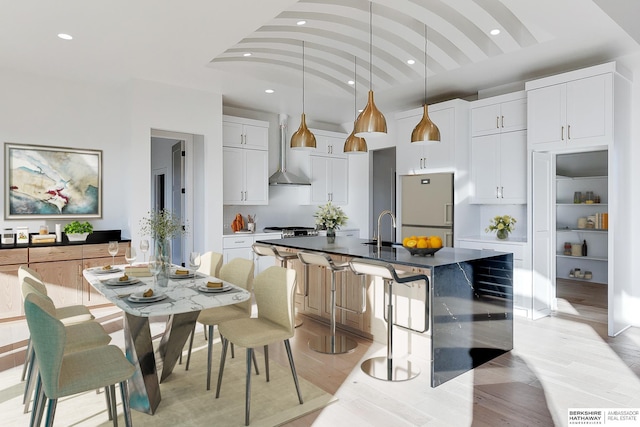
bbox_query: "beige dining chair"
[185,257,256,390]
[24,292,135,427]
[197,251,223,277]
[215,266,303,426]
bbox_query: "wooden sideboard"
[0,242,129,321]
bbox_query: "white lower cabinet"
[222,234,283,276]
[458,238,531,317]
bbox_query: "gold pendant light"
[411,23,440,144]
[344,56,367,154]
[291,41,316,149]
[354,1,386,138]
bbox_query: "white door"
[222,147,245,204]
[499,130,527,204]
[171,142,185,266]
[531,151,554,319]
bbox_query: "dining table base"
[124,311,200,414]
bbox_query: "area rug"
[3,329,335,427]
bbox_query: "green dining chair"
[216,266,303,425]
[24,292,135,427]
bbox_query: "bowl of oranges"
[401,235,443,256]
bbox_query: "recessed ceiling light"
[243,52,252,57]
[407,59,416,65]
[265,89,274,94]
[57,33,73,40]
[490,29,500,36]
[348,80,355,85]
[297,20,306,26]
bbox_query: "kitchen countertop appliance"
[401,173,454,247]
[263,226,318,238]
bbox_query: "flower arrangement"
[485,215,517,235]
[139,209,186,240]
[314,202,348,230]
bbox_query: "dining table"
[83,264,251,415]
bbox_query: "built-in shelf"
[557,228,608,233]
[556,253,607,262]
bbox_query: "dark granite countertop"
[255,236,509,269]
[0,229,129,250]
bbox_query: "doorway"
[150,129,203,267]
[371,147,396,242]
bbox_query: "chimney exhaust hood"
[269,114,311,186]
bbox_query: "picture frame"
[4,143,102,219]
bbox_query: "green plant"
[314,202,348,230]
[139,209,186,240]
[485,215,517,234]
[63,221,93,234]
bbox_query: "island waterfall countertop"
[255,235,508,269]
[258,235,514,388]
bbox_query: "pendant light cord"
[354,56,357,120]
[424,23,427,104]
[302,41,305,113]
[369,2,373,91]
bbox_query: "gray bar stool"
[252,242,303,327]
[349,258,429,381]
[297,250,358,354]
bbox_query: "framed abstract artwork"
[4,143,102,219]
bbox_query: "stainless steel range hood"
[269,114,311,186]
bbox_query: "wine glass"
[140,239,149,263]
[108,241,119,266]
[189,252,201,285]
[125,247,137,267]
[148,254,161,288]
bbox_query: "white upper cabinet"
[471,92,526,137]
[308,128,349,205]
[309,155,348,205]
[223,115,269,151]
[471,130,527,204]
[526,64,614,151]
[222,115,269,205]
[314,134,346,158]
[396,104,455,174]
[223,147,269,205]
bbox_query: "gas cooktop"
[263,226,318,238]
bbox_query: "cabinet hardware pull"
[561,126,564,141]
[501,187,504,198]
[496,186,499,198]
[501,115,504,128]
[496,116,499,129]
[567,125,571,140]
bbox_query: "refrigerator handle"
[445,231,453,247]
[444,203,453,225]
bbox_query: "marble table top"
[83,264,251,317]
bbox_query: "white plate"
[91,266,122,275]
[198,284,232,293]
[128,291,167,303]
[170,271,194,279]
[103,277,140,286]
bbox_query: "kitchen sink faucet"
[376,210,397,252]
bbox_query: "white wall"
[0,69,128,234]
[0,70,224,252]
[126,80,223,252]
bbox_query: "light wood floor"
[2,281,639,426]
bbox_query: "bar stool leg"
[361,279,420,381]
[308,270,357,354]
[279,258,303,328]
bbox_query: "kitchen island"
[257,236,513,387]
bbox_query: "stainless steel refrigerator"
[401,173,454,247]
